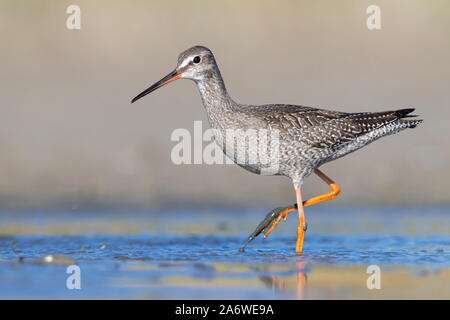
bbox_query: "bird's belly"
[236,162,263,175]
[213,130,284,176]
[211,125,322,178]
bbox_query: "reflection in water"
[296,260,307,300]
[0,209,449,300]
[260,258,308,299]
[0,233,449,299]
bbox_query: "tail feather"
[394,108,416,117]
[394,108,418,118]
[393,108,422,128]
[347,108,422,131]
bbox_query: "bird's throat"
[195,69,235,131]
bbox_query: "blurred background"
[1,0,449,211]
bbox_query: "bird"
[131,46,422,253]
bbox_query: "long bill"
[131,70,182,103]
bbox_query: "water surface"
[0,207,449,299]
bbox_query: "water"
[0,207,449,299]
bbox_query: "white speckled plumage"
[131,46,423,253]
[133,46,422,189]
[173,46,422,188]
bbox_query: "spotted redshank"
[131,46,422,253]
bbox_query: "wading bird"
[131,46,422,253]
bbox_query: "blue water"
[0,207,449,299]
[1,233,449,266]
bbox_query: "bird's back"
[242,104,422,170]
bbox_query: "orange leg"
[295,187,306,253]
[303,169,341,208]
[263,207,297,239]
[263,169,341,241]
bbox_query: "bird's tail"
[392,108,423,128]
[348,108,423,130]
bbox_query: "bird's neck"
[195,68,236,130]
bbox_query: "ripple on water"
[0,233,449,299]
[0,233,448,266]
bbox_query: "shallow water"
[0,207,449,299]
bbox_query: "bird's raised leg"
[240,169,341,251]
[263,169,340,238]
[302,169,341,207]
[239,205,297,252]
[262,206,297,239]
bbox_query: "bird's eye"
[193,56,201,64]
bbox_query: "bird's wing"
[263,106,419,150]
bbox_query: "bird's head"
[131,46,215,103]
